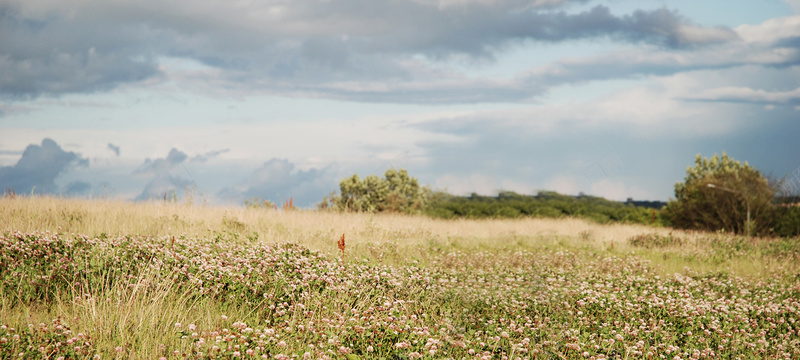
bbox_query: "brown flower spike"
[338,233,345,265]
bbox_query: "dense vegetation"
[318,170,666,226]
[3,225,800,358]
[425,191,665,225]
[2,196,799,359]
[320,153,800,237]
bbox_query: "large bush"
[319,169,427,213]
[664,153,776,236]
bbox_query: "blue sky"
[2,0,800,207]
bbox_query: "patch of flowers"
[1,230,799,359]
[0,317,95,359]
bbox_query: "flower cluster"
[1,230,799,359]
[0,318,95,359]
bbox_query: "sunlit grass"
[1,196,798,359]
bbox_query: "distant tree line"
[424,191,666,225]
[315,169,666,226]
[311,153,800,238]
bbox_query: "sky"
[2,0,800,207]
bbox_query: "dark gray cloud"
[0,5,160,99]
[107,143,120,156]
[0,138,88,194]
[683,86,800,106]
[64,181,92,196]
[218,158,338,208]
[0,1,742,103]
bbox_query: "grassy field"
[1,196,799,359]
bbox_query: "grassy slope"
[1,196,799,359]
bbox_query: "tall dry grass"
[1,195,794,276]
[1,195,668,244]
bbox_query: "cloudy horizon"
[2,0,799,207]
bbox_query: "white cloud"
[736,15,800,43]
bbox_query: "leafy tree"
[319,169,427,213]
[664,153,775,236]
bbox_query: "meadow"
[1,196,799,359]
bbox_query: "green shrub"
[319,169,427,213]
[664,153,776,236]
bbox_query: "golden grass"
[0,195,670,246]
[2,195,795,278]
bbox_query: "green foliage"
[664,153,776,236]
[425,190,666,225]
[319,169,427,213]
[773,205,800,238]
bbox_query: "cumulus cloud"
[0,138,88,194]
[133,148,188,176]
[132,148,193,200]
[218,158,338,208]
